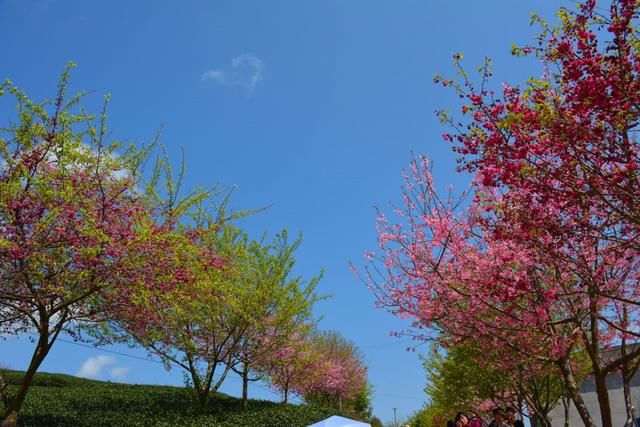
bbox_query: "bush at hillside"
[1,371,338,426]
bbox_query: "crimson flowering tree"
[362,2,640,427]
[441,2,640,426]
[261,328,368,412]
[0,66,158,426]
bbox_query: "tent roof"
[306,415,371,427]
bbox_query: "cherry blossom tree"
[301,331,368,413]
[104,221,251,411]
[106,219,322,412]
[363,152,640,427]
[441,2,640,425]
[363,2,640,426]
[0,66,159,426]
[261,328,368,411]
[260,329,318,404]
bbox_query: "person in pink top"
[455,412,468,427]
[455,411,485,427]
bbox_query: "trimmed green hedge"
[2,370,338,426]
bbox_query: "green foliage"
[345,382,373,420]
[1,370,338,426]
[406,404,448,427]
[234,228,322,360]
[423,344,506,418]
[422,343,586,424]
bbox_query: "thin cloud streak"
[202,54,265,94]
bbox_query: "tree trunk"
[210,362,231,393]
[593,369,613,427]
[188,364,209,413]
[528,412,552,427]
[197,388,210,413]
[532,413,552,427]
[562,394,570,427]
[622,367,638,427]
[557,357,596,427]
[2,331,51,427]
[242,361,249,409]
[621,336,638,427]
[623,375,635,427]
[586,283,613,427]
[530,414,543,427]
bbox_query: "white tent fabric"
[306,415,371,427]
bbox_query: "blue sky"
[0,0,569,423]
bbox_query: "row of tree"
[362,1,640,426]
[408,344,590,426]
[0,66,368,426]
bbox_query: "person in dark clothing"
[505,407,524,427]
[488,408,508,427]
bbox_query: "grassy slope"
[2,370,338,427]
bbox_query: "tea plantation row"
[1,370,339,426]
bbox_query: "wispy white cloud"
[109,366,129,381]
[202,54,265,94]
[77,355,116,378]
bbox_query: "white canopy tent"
[306,415,371,427]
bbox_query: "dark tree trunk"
[586,283,613,427]
[197,389,210,412]
[531,413,552,427]
[2,329,52,427]
[557,357,596,427]
[562,394,570,427]
[187,359,210,413]
[593,369,613,427]
[242,361,249,409]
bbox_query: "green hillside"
[1,370,339,426]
